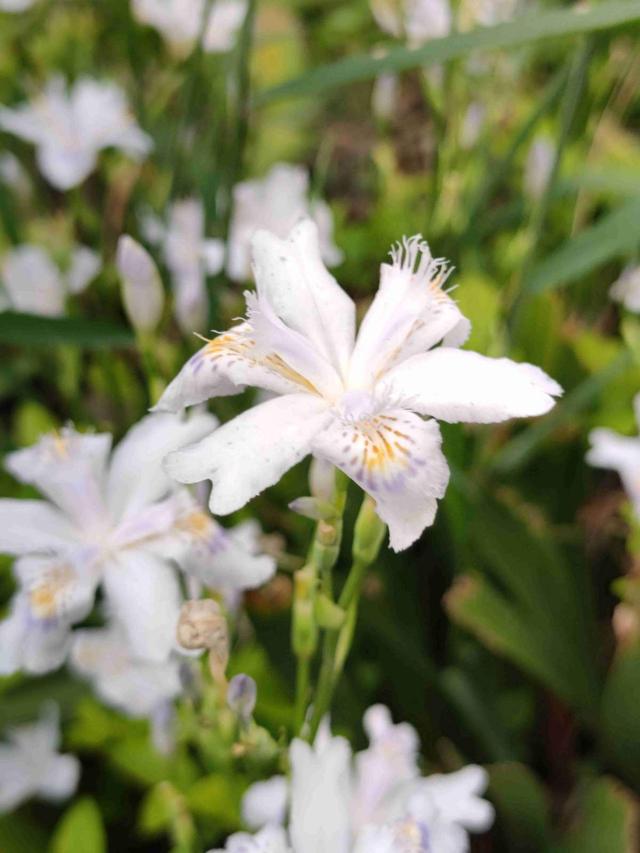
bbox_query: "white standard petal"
[380,348,562,424]
[289,733,352,853]
[202,0,248,52]
[165,394,332,515]
[0,499,77,555]
[106,410,217,521]
[312,404,450,551]
[250,219,355,379]
[610,265,640,313]
[102,550,182,661]
[348,235,469,389]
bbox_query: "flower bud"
[289,496,336,522]
[116,235,164,333]
[227,674,257,723]
[176,599,228,657]
[309,456,335,503]
[353,495,387,565]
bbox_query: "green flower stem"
[292,472,348,734]
[306,496,386,742]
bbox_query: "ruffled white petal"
[251,219,355,379]
[242,776,288,830]
[380,348,562,424]
[0,499,77,555]
[165,393,331,515]
[412,765,495,832]
[106,410,217,521]
[102,550,182,661]
[312,408,449,551]
[0,594,73,675]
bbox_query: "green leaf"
[601,645,640,789]
[50,797,106,853]
[524,197,640,294]
[0,312,134,349]
[257,2,640,103]
[186,774,244,828]
[558,776,639,853]
[0,813,49,853]
[488,763,552,852]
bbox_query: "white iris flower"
[157,219,561,551]
[0,704,79,814]
[0,76,152,190]
[212,704,494,853]
[0,412,276,675]
[1,244,100,316]
[226,163,343,283]
[587,394,640,519]
[132,0,248,57]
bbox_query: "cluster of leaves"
[1,0,640,850]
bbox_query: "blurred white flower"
[226,163,342,282]
[460,102,486,150]
[460,0,520,28]
[242,776,288,830]
[0,0,35,10]
[524,136,555,201]
[0,704,79,814]
[71,622,182,717]
[609,265,640,313]
[227,673,257,722]
[210,825,291,853]
[0,412,276,675]
[1,243,100,316]
[0,76,152,190]
[132,0,247,57]
[371,0,452,45]
[143,198,224,333]
[587,395,640,518]
[157,220,561,551]
[0,151,31,197]
[235,705,494,852]
[116,234,165,333]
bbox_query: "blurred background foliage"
[1,0,640,850]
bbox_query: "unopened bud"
[116,235,164,333]
[292,566,318,659]
[176,599,228,657]
[289,496,336,522]
[309,457,335,502]
[353,496,387,565]
[227,674,257,723]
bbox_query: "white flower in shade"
[132,0,246,57]
[157,220,561,551]
[0,412,276,675]
[235,705,494,852]
[143,198,224,333]
[210,825,291,853]
[587,395,640,518]
[371,0,452,45]
[0,77,152,190]
[1,244,100,316]
[609,265,640,313]
[226,164,342,282]
[0,705,79,814]
[524,136,555,201]
[0,0,35,10]
[71,622,182,717]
